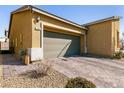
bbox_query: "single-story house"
[8,5,121,61]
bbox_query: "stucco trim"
[43,22,85,35]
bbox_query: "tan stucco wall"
[32,26,41,48]
[86,21,113,56]
[9,9,120,58]
[9,10,32,56]
[33,12,85,34]
[9,10,86,58]
[80,35,85,54]
[32,12,85,53]
[86,20,120,57]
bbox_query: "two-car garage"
[9,5,86,61]
[43,30,81,58]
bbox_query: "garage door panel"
[43,31,80,58]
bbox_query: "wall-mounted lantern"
[33,16,42,31]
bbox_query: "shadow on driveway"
[0,54,45,79]
[0,54,26,79]
[1,54,23,66]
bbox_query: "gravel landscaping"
[0,54,69,88]
[0,63,68,88]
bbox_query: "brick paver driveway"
[42,57,124,88]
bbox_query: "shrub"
[19,48,26,56]
[19,65,51,79]
[19,48,27,61]
[112,51,123,59]
[65,77,96,88]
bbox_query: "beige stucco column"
[40,22,44,58]
[84,33,87,53]
[40,22,43,47]
[29,16,44,61]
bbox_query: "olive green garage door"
[43,31,81,58]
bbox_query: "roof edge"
[82,16,121,26]
[10,5,87,30]
[31,6,87,30]
[11,5,32,14]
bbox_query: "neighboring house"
[0,37,6,42]
[8,5,120,61]
[0,30,9,51]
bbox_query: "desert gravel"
[0,63,68,88]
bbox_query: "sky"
[0,5,124,38]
